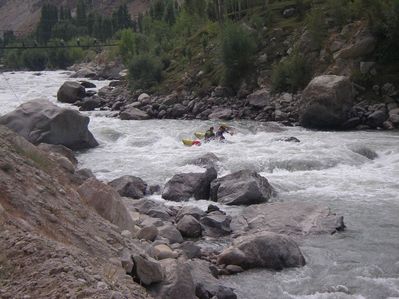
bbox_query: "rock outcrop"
[299,75,353,130]
[0,99,98,150]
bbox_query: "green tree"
[128,55,162,89]
[22,49,48,71]
[221,21,256,88]
[76,0,87,26]
[119,29,136,64]
[37,4,59,43]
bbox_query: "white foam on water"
[1,71,399,299]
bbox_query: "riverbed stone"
[200,211,231,237]
[217,232,306,270]
[247,88,272,108]
[153,244,178,260]
[162,167,217,202]
[177,215,202,238]
[57,81,86,103]
[137,226,158,241]
[210,170,274,206]
[176,206,205,222]
[158,224,184,244]
[109,175,148,199]
[120,107,150,120]
[0,99,98,150]
[132,255,163,286]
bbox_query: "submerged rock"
[217,232,306,270]
[210,170,274,205]
[0,99,98,150]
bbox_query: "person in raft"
[215,125,229,141]
[204,126,215,142]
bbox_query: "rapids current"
[1,71,399,299]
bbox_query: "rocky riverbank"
[63,66,399,131]
[0,97,346,298]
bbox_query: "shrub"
[21,49,48,71]
[271,52,311,93]
[119,28,135,65]
[305,7,327,49]
[128,55,162,89]
[221,21,256,89]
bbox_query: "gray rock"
[120,107,150,120]
[171,104,187,118]
[109,175,148,199]
[188,259,237,299]
[120,248,134,274]
[210,170,274,206]
[79,80,96,88]
[158,224,184,244]
[79,97,102,111]
[226,265,244,274]
[299,75,353,130]
[162,167,217,202]
[247,89,272,108]
[282,7,296,18]
[208,108,233,120]
[151,259,196,299]
[77,178,135,232]
[176,206,205,222]
[38,143,78,165]
[137,226,158,241]
[0,99,98,150]
[367,110,387,128]
[57,81,86,103]
[177,241,202,259]
[186,153,220,169]
[200,211,231,237]
[132,255,163,286]
[153,244,178,260]
[129,199,172,221]
[177,215,202,238]
[235,202,345,237]
[217,232,306,270]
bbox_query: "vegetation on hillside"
[2,0,399,93]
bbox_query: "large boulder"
[120,107,150,120]
[176,215,202,238]
[57,81,86,103]
[158,224,184,244]
[176,206,205,222]
[299,75,353,130]
[109,175,148,199]
[217,232,306,270]
[132,255,163,286]
[162,168,217,202]
[210,170,274,206]
[151,259,196,299]
[77,178,135,232]
[188,259,237,299]
[231,202,345,237]
[0,99,98,150]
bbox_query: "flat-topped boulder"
[231,201,345,236]
[0,99,98,150]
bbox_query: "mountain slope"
[0,0,150,35]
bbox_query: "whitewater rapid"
[1,71,399,299]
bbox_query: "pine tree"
[76,0,87,26]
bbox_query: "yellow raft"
[182,139,201,146]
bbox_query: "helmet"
[210,127,214,130]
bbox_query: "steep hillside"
[0,0,150,35]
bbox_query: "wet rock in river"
[109,175,148,199]
[217,232,306,270]
[210,169,274,206]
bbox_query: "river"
[1,71,399,299]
